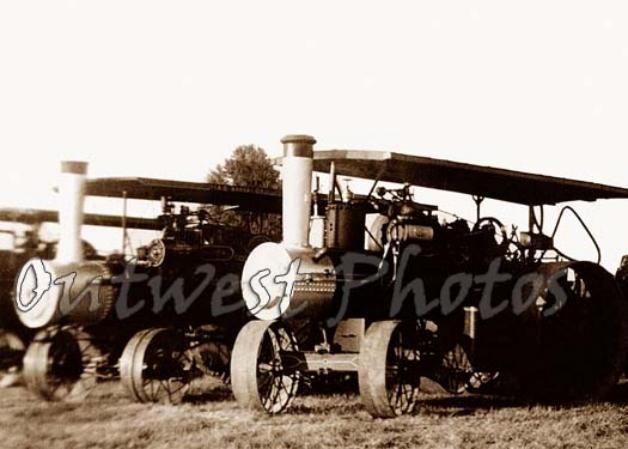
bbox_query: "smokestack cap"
[61,161,88,175]
[281,134,316,157]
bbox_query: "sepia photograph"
[1,2,628,448]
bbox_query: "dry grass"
[1,380,628,449]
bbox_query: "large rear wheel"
[523,262,628,400]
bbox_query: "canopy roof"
[312,150,628,205]
[0,208,159,230]
[86,177,282,213]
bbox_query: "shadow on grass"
[288,396,362,416]
[283,385,620,417]
[271,392,529,418]
[417,393,531,417]
[418,378,628,416]
[184,386,234,404]
[178,376,628,416]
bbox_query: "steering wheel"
[473,217,510,255]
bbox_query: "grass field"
[1,379,628,449]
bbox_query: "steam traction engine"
[14,163,280,403]
[231,135,628,418]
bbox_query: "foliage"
[206,145,281,239]
[208,145,279,189]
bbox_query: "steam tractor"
[0,207,156,375]
[14,162,281,403]
[231,135,628,418]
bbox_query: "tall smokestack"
[56,161,87,263]
[15,160,116,328]
[281,135,315,248]
[240,134,336,321]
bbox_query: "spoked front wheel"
[230,321,300,414]
[359,320,421,418]
[23,326,102,402]
[119,328,195,404]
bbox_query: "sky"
[0,1,627,270]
